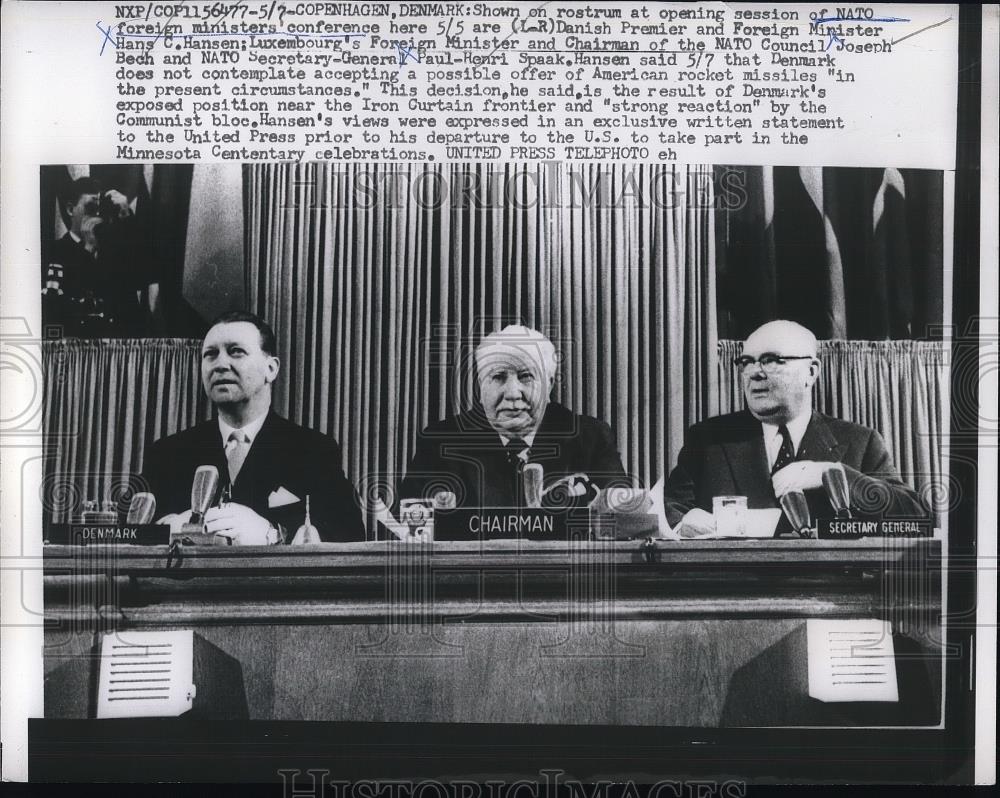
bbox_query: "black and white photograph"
[1,0,995,790]
[35,160,954,778]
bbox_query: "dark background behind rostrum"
[41,163,945,342]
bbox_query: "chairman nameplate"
[433,508,589,541]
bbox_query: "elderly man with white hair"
[663,319,925,537]
[399,325,628,509]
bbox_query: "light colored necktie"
[225,430,250,484]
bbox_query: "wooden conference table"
[42,538,943,727]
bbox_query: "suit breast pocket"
[267,486,303,509]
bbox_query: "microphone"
[189,465,219,525]
[522,463,544,508]
[822,464,852,519]
[779,490,813,538]
[172,465,222,543]
[126,492,156,524]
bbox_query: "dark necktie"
[771,425,795,475]
[504,438,529,508]
[504,437,529,467]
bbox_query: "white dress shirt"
[219,413,268,483]
[218,412,268,451]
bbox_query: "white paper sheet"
[96,630,195,718]
[648,477,678,540]
[807,619,899,703]
[733,508,784,539]
[675,508,783,539]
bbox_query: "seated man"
[44,176,157,337]
[399,325,628,509]
[663,320,926,536]
[139,311,364,543]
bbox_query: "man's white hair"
[474,325,557,381]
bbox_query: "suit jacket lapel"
[193,420,229,506]
[227,410,278,498]
[529,404,569,469]
[201,421,229,474]
[798,412,846,463]
[720,412,774,502]
[223,410,280,507]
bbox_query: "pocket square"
[268,487,301,508]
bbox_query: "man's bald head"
[744,320,818,358]
[740,320,820,424]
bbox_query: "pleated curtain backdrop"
[41,165,946,533]
[245,163,719,520]
[41,336,946,528]
[717,339,947,515]
[43,339,208,523]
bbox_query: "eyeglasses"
[734,354,815,373]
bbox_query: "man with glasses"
[663,320,924,536]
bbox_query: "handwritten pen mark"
[395,42,420,67]
[96,21,116,56]
[890,17,952,47]
[815,16,911,24]
[149,4,180,49]
[99,26,367,48]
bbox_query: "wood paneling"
[43,540,944,727]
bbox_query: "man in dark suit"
[141,311,364,543]
[399,325,628,509]
[664,320,925,536]
[44,176,157,336]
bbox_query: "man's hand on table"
[771,460,835,497]
[205,503,278,545]
[157,505,279,544]
[677,508,716,538]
